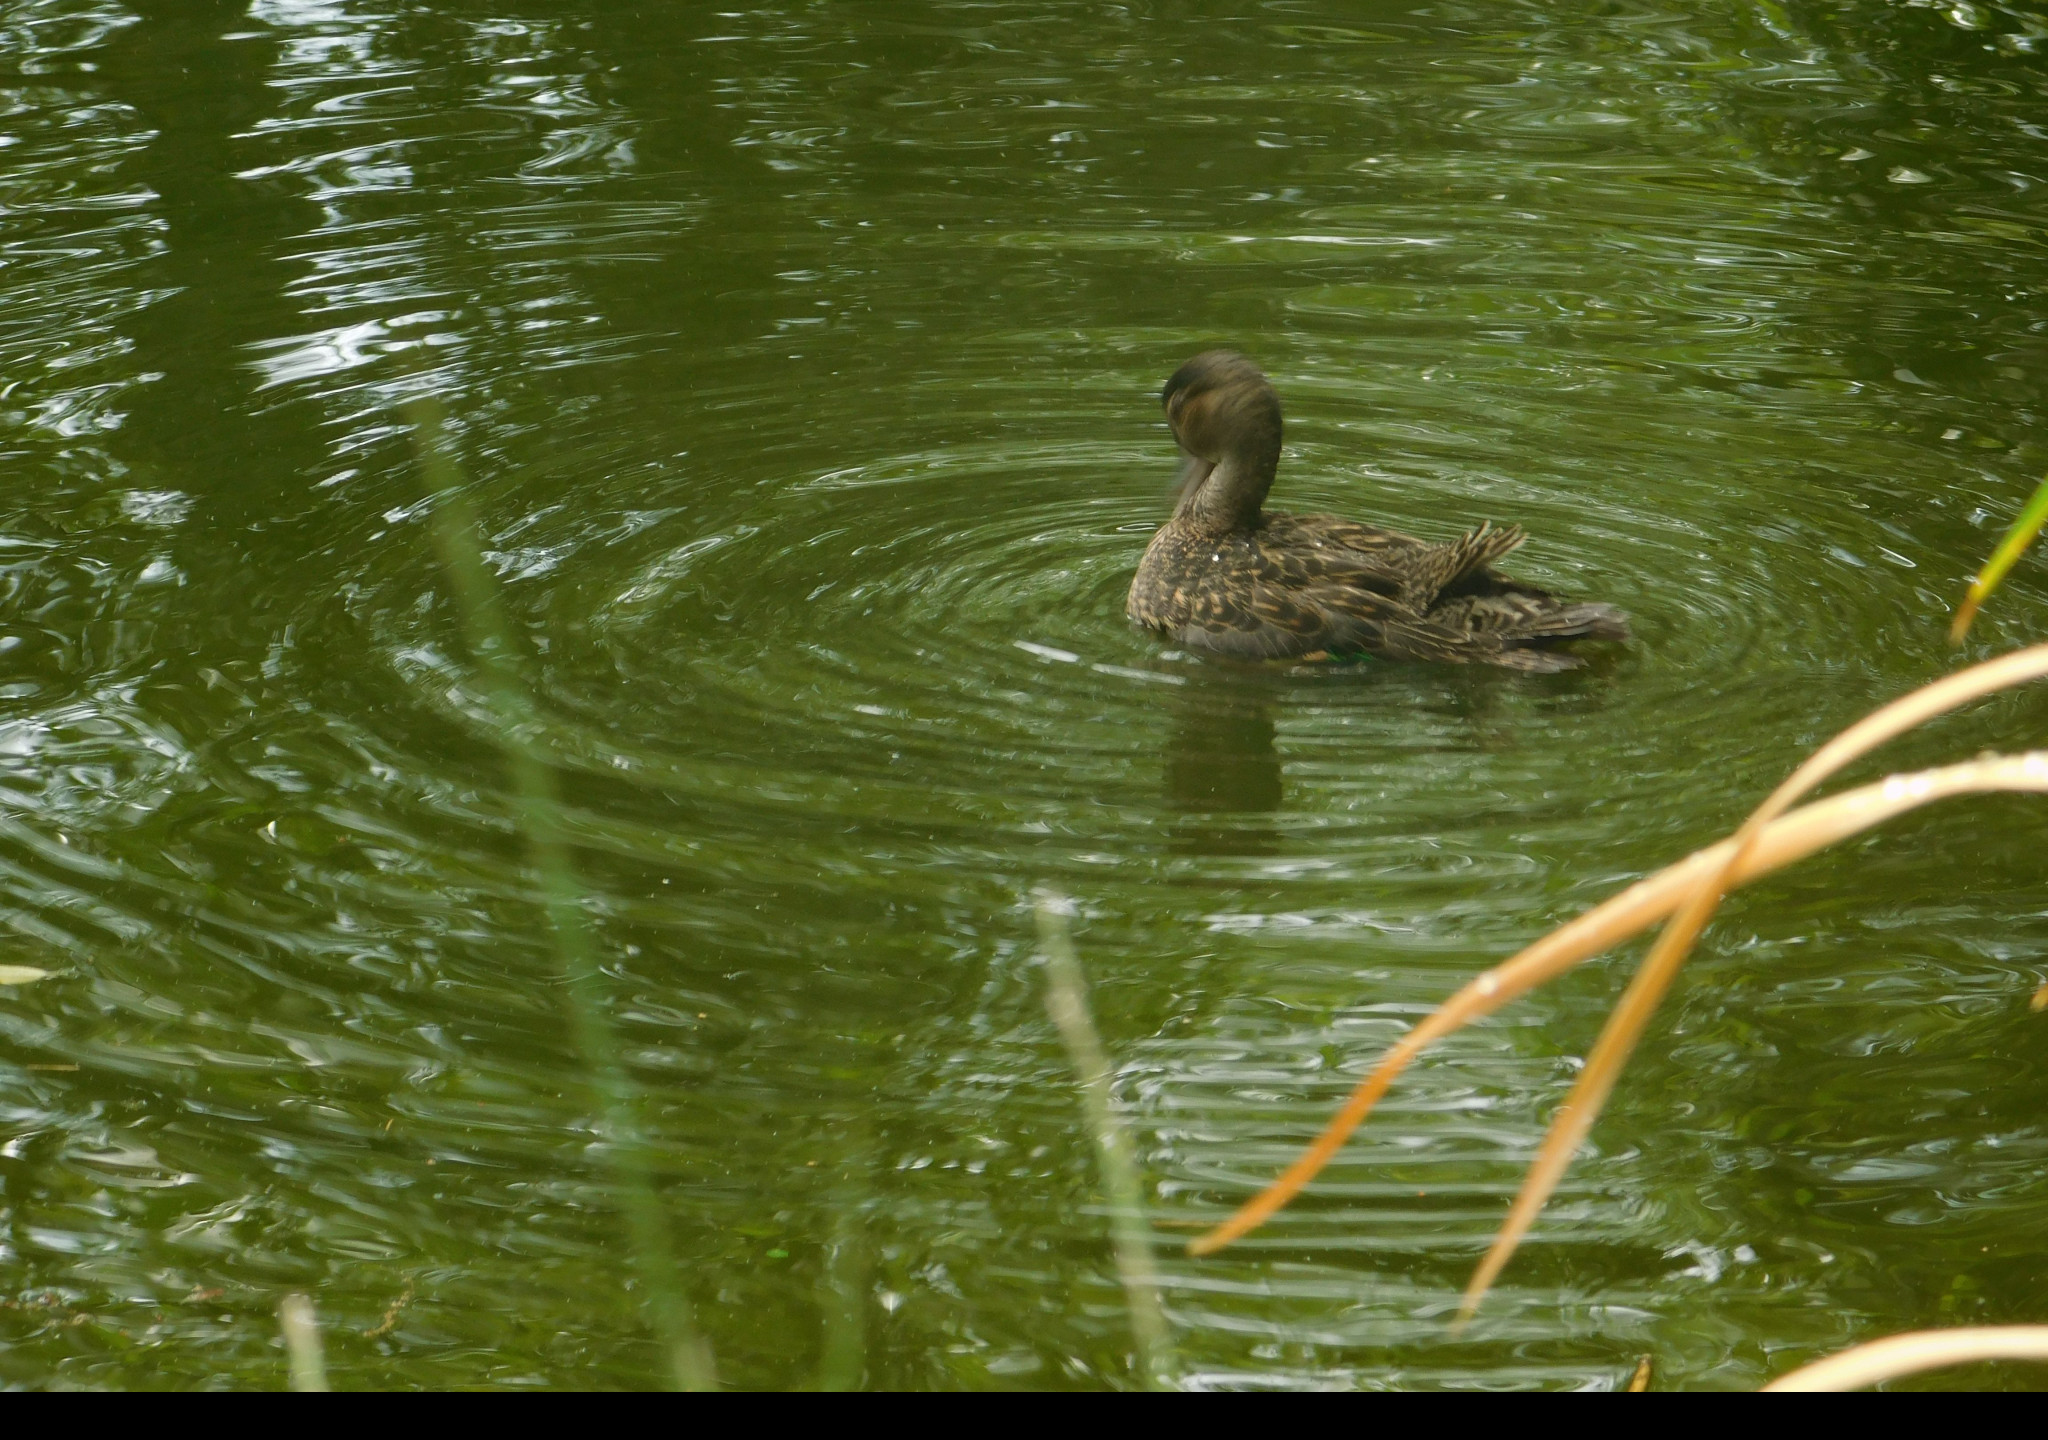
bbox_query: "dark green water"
[5,0,2048,1390]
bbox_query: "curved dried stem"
[1191,748,2048,1258]
[1762,1327,2048,1391]
[1456,643,2048,1320]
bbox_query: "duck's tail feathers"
[1408,522,1526,609]
[1490,602,1631,670]
[1508,601,1631,642]
[1449,521,1527,583]
[1491,646,1585,673]
[1459,520,1528,571]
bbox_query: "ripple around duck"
[320,353,1908,917]
[585,451,1171,755]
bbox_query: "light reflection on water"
[3,0,2048,1390]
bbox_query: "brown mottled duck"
[1126,351,1630,671]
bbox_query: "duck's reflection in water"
[1163,688,1282,855]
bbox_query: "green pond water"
[4,0,2048,1391]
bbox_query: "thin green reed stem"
[814,1200,868,1392]
[409,398,715,1392]
[1033,890,1175,1390]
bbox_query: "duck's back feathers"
[1129,509,1629,671]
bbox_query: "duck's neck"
[1175,443,1277,538]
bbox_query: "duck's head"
[1162,350,1282,533]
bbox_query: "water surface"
[4,0,2048,1389]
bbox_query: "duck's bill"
[1170,452,1215,504]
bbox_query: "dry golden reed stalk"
[278,1293,329,1393]
[1189,747,2048,1257]
[1762,1326,2048,1391]
[1192,644,2048,1324]
[1458,644,2048,1319]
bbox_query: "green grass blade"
[1951,475,2048,643]
[410,397,715,1391]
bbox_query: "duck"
[1126,351,1629,672]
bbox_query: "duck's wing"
[1261,512,1531,611]
[1171,569,1620,670]
[1170,538,1503,662]
[1156,532,1408,659]
[1249,513,1416,593]
[1171,574,1401,659]
[1258,513,1423,574]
